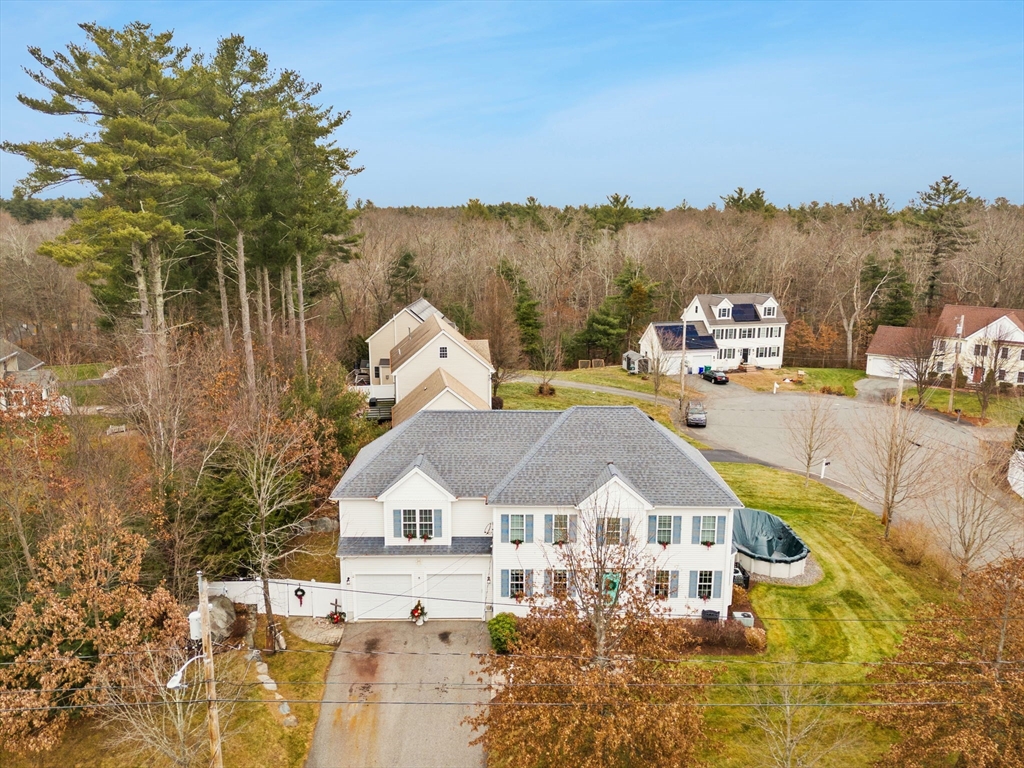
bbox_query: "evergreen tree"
[913,176,976,313]
[497,258,543,366]
[721,187,777,216]
[611,259,659,350]
[875,256,915,327]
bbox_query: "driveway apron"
[306,621,490,768]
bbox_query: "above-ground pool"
[733,507,810,580]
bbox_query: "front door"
[742,348,749,364]
[972,366,984,384]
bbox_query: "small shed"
[622,350,647,374]
[622,350,638,374]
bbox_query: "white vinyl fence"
[207,578,346,619]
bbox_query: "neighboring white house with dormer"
[356,298,494,422]
[930,305,1024,387]
[329,407,742,622]
[363,298,449,401]
[683,293,788,370]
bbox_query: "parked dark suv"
[702,370,729,385]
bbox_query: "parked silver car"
[684,400,707,427]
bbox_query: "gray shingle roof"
[695,294,788,326]
[332,407,741,509]
[337,536,492,556]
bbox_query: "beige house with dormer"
[356,298,494,422]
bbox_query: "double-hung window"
[1017,371,1024,384]
[697,570,713,600]
[419,509,433,538]
[653,570,670,599]
[509,569,525,597]
[700,516,717,545]
[402,509,418,538]
[739,328,755,339]
[551,569,568,596]
[552,514,569,543]
[1000,347,1009,359]
[718,306,731,319]
[763,305,776,318]
[509,514,526,543]
[605,517,622,544]
[402,509,434,539]
[974,344,988,358]
[656,515,672,545]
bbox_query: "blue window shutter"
[647,516,657,543]
[712,571,723,599]
[525,515,534,543]
[646,570,655,595]
[525,570,534,597]
[716,515,726,545]
[620,518,629,545]
[501,569,510,598]
[434,509,442,538]
[393,510,401,538]
[569,515,578,542]
[691,515,701,545]
[544,514,553,543]
[500,515,509,543]
[543,570,552,593]
[688,571,698,599]
[669,571,680,599]
[672,516,682,545]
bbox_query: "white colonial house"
[356,298,494,422]
[329,406,742,622]
[682,293,788,371]
[637,321,718,376]
[930,305,1024,387]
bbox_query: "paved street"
[526,373,1022,553]
[305,621,490,768]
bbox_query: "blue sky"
[1,1,1021,208]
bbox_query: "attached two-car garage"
[346,559,489,620]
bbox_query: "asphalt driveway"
[305,621,490,768]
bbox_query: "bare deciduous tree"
[786,396,843,485]
[929,460,1016,594]
[97,646,249,768]
[893,323,941,408]
[232,385,314,652]
[743,663,862,768]
[476,273,524,397]
[854,400,934,538]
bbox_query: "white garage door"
[422,573,484,619]
[354,574,413,620]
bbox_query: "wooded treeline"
[339,186,1022,370]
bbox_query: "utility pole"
[678,319,687,412]
[197,571,224,768]
[947,314,963,414]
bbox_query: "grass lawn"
[51,362,110,381]
[63,382,111,407]
[910,386,1024,427]
[737,366,866,397]
[499,381,710,449]
[280,531,340,583]
[522,366,686,399]
[703,463,952,766]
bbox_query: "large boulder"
[208,595,236,643]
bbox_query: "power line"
[0,698,976,714]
